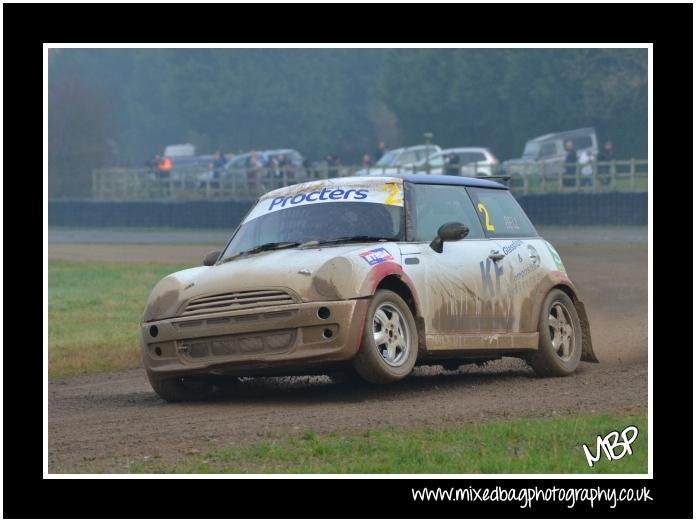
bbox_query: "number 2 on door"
[477,202,495,232]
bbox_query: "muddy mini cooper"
[141,175,597,401]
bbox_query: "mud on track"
[48,242,648,473]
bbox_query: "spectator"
[445,153,460,176]
[327,154,341,178]
[147,154,162,174]
[212,151,227,188]
[266,156,281,188]
[277,153,295,183]
[246,150,263,192]
[563,140,577,187]
[362,154,373,168]
[578,149,593,187]
[246,150,262,169]
[596,141,615,186]
[156,156,173,197]
[374,141,388,163]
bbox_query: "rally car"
[140,175,597,401]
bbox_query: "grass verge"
[129,410,647,474]
[48,260,189,378]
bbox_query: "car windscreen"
[522,142,541,159]
[222,201,403,259]
[466,187,538,238]
[376,151,398,167]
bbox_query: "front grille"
[181,289,296,317]
[179,329,296,359]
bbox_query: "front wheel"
[528,289,582,377]
[352,290,418,383]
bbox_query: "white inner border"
[43,42,653,481]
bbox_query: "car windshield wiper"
[217,242,301,264]
[300,235,394,247]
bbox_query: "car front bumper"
[140,298,369,379]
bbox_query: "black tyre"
[147,371,214,402]
[352,290,418,383]
[528,289,582,377]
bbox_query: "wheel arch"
[374,274,427,358]
[547,283,598,363]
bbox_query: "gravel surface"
[48,242,648,473]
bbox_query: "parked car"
[355,144,442,176]
[413,147,499,177]
[197,149,306,188]
[151,144,217,187]
[140,174,598,401]
[503,128,599,176]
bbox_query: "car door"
[398,183,512,352]
[466,186,551,335]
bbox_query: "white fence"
[92,159,648,201]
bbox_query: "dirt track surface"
[48,242,648,473]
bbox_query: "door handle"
[488,250,505,262]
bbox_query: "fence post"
[574,163,580,191]
[591,160,598,193]
[131,169,137,199]
[557,163,563,193]
[539,162,546,194]
[610,160,616,190]
[629,158,635,191]
[523,173,529,195]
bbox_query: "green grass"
[128,410,647,474]
[48,260,189,378]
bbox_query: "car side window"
[409,184,484,241]
[430,155,445,168]
[467,187,538,238]
[571,136,593,150]
[539,142,558,158]
[399,151,419,165]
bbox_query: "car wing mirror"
[203,250,221,266]
[430,222,469,253]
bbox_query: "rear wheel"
[147,371,214,402]
[528,289,582,377]
[352,290,418,383]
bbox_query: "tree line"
[48,48,647,197]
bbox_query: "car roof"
[394,173,505,189]
[348,174,505,189]
[261,175,507,200]
[528,127,596,143]
[387,144,440,154]
[437,147,488,154]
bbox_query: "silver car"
[413,147,500,177]
[355,144,442,176]
[503,128,598,176]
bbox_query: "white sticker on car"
[243,181,403,223]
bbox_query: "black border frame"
[4,2,691,518]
